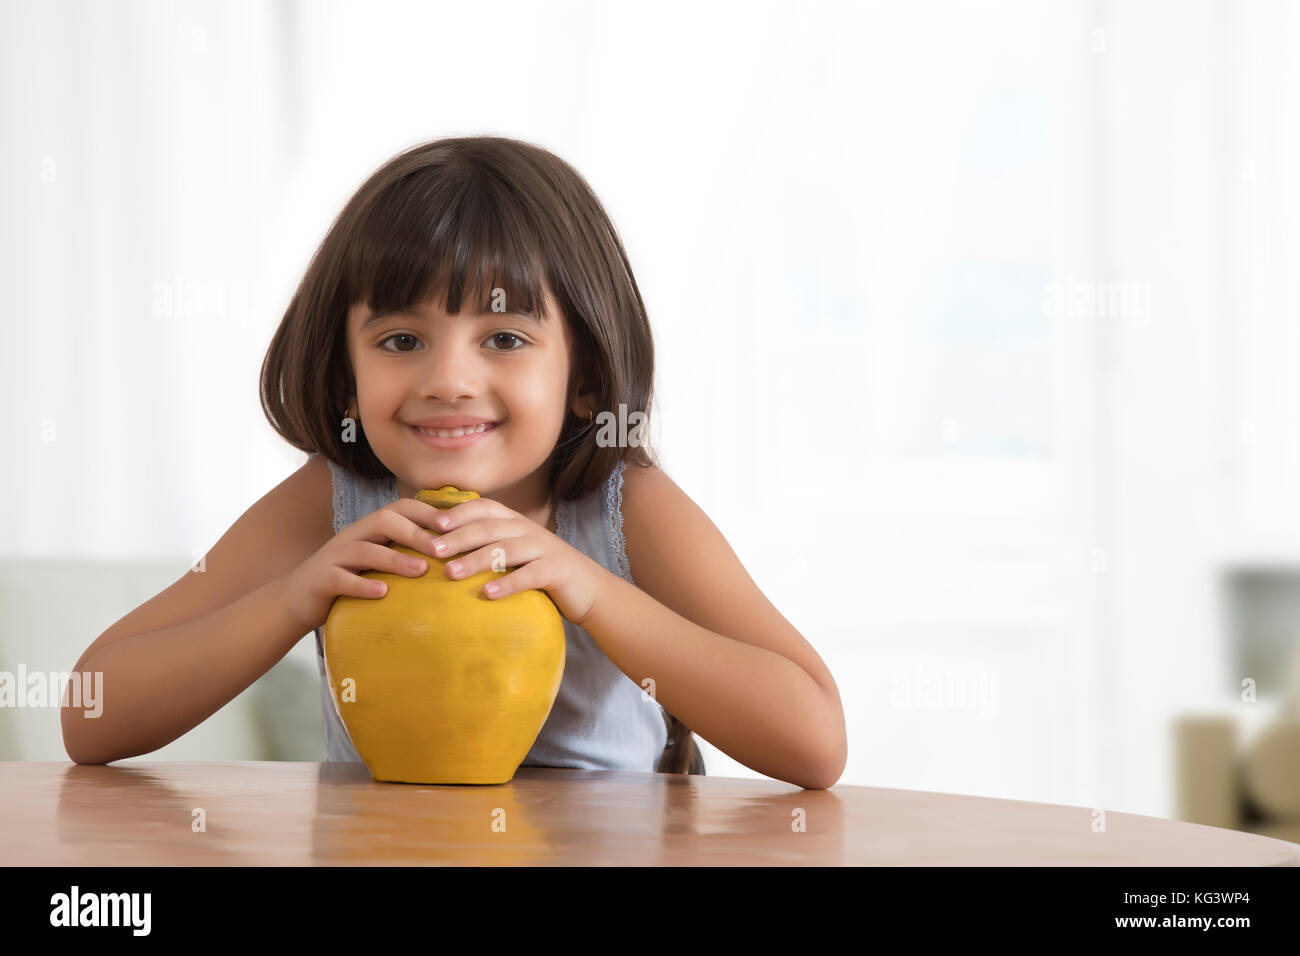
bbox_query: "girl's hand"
[280,498,445,633]
[430,497,609,626]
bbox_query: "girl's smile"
[407,420,501,450]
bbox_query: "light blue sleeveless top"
[308,454,670,773]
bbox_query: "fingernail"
[433,540,446,554]
[406,557,426,571]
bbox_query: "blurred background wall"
[2,0,1299,836]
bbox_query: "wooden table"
[3,761,1297,866]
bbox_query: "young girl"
[63,136,847,789]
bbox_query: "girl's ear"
[571,351,604,422]
[569,364,600,421]
[571,376,602,421]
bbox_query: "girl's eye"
[377,332,527,353]
[486,332,527,351]
[379,333,420,353]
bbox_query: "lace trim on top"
[319,455,351,538]
[322,453,396,536]
[554,496,573,545]
[606,460,632,583]
[330,461,349,536]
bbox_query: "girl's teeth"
[415,423,492,438]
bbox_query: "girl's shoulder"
[556,459,640,584]
[611,460,713,590]
[600,458,665,584]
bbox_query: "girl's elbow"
[61,710,108,765]
[809,735,847,790]
[803,758,844,790]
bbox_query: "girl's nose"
[416,340,486,399]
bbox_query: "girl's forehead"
[350,283,565,326]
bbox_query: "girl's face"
[346,283,581,524]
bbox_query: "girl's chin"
[396,469,496,499]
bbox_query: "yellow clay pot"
[321,485,566,784]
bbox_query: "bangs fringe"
[343,163,551,322]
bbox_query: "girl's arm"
[576,463,848,790]
[61,457,335,764]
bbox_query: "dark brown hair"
[259,135,702,776]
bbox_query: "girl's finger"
[329,565,387,600]
[366,504,441,556]
[367,497,457,540]
[344,540,429,577]
[481,558,548,600]
[432,519,528,558]
[433,497,516,531]
[447,538,543,579]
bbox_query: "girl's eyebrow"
[359,306,545,333]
